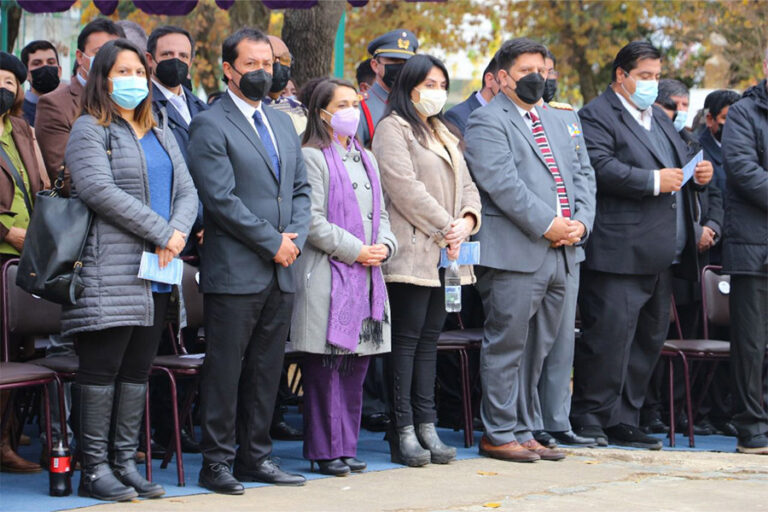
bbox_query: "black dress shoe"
[340,457,366,472]
[270,421,304,441]
[199,463,245,495]
[311,458,350,476]
[533,430,557,448]
[712,419,738,437]
[551,430,597,447]
[641,416,669,434]
[573,426,608,447]
[234,458,306,486]
[362,413,391,433]
[149,439,167,460]
[606,423,663,450]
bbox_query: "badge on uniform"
[568,123,581,137]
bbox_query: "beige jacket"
[372,113,481,287]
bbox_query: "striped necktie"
[528,110,571,218]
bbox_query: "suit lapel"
[153,85,189,132]
[505,101,549,169]
[538,106,576,207]
[653,107,690,166]
[221,94,278,182]
[606,91,668,168]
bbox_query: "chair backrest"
[701,265,730,339]
[2,260,61,362]
[181,263,203,330]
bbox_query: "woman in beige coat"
[372,54,481,467]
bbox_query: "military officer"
[357,29,419,147]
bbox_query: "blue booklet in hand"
[438,241,481,268]
[137,251,183,286]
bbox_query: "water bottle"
[445,260,462,312]
[49,439,72,496]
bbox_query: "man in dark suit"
[187,28,311,493]
[145,25,208,456]
[445,55,499,136]
[20,40,62,127]
[465,38,592,463]
[571,41,714,450]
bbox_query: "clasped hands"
[444,216,475,261]
[155,229,187,269]
[545,217,585,248]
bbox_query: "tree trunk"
[229,0,270,32]
[3,2,22,52]
[281,2,344,87]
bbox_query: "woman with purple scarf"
[292,78,397,476]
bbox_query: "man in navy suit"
[445,56,499,136]
[187,28,311,493]
[571,41,714,450]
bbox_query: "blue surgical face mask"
[673,110,688,132]
[109,76,149,110]
[623,72,658,110]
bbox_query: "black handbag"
[15,129,112,305]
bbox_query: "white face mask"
[412,88,447,117]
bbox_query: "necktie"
[169,94,191,125]
[528,110,571,218]
[252,110,280,181]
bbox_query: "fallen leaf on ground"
[483,502,502,508]
[582,460,600,464]
[477,471,499,476]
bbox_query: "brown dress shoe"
[521,439,566,461]
[0,442,42,473]
[479,436,540,462]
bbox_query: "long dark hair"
[302,78,358,149]
[385,54,450,145]
[81,38,155,131]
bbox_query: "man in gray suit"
[187,28,311,494]
[535,50,598,448]
[465,38,591,463]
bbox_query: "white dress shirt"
[613,89,661,196]
[153,79,191,125]
[227,88,279,158]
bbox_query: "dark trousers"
[387,282,447,428]
[76,293,170,386]
[198,280,293,468]
[572,269,672,429]
[301,354,370,460]
[730,274,768,438]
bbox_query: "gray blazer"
[465,93,588,274]
[547,103,597,264]
[291,145,397,356]
[187,92,311,294]
[62,113,198,336]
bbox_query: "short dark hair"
[356,59,375,87]
[302,78,358,149]
[221,27,272,83]
[481,55,499,84]
[147,25,195,59]
[656,79,689,110]
[545,49,556,68]
[77,18,125,52]
[81,39,155,132]
[704,89,741,118]
[21,40,59,68]
[385,54,451,145]
[612,40,661,81]
[496,38,547,72]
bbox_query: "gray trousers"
[476,248,567,445]
[538,265,580,433]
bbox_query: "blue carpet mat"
[0,413,739,512]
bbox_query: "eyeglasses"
[547,70,559,79]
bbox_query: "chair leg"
[154,367,184,486]
[41,384,53,460]
[667,357,675,447]
[680,354,695,448]
[144,385,152,482]
[162,380,198,471]
[458,349,473,448]
[54,376,69,449]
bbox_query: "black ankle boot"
[73,384,138,502]
[416,423,456,464]
[110,382,165,499]
[387,426,430,467]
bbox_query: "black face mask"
[382,63,404,89]
[155,58,189,89]
[269,61,291,93]
[30,65,60,94]
[714,122,725,142]
[181,76,193,91]
[0,88,14,117]
[514,72,546,105]
[542,78,557,103]
[233,67,272,101]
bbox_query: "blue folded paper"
[137,251,183,286]
[438,241,480,268]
